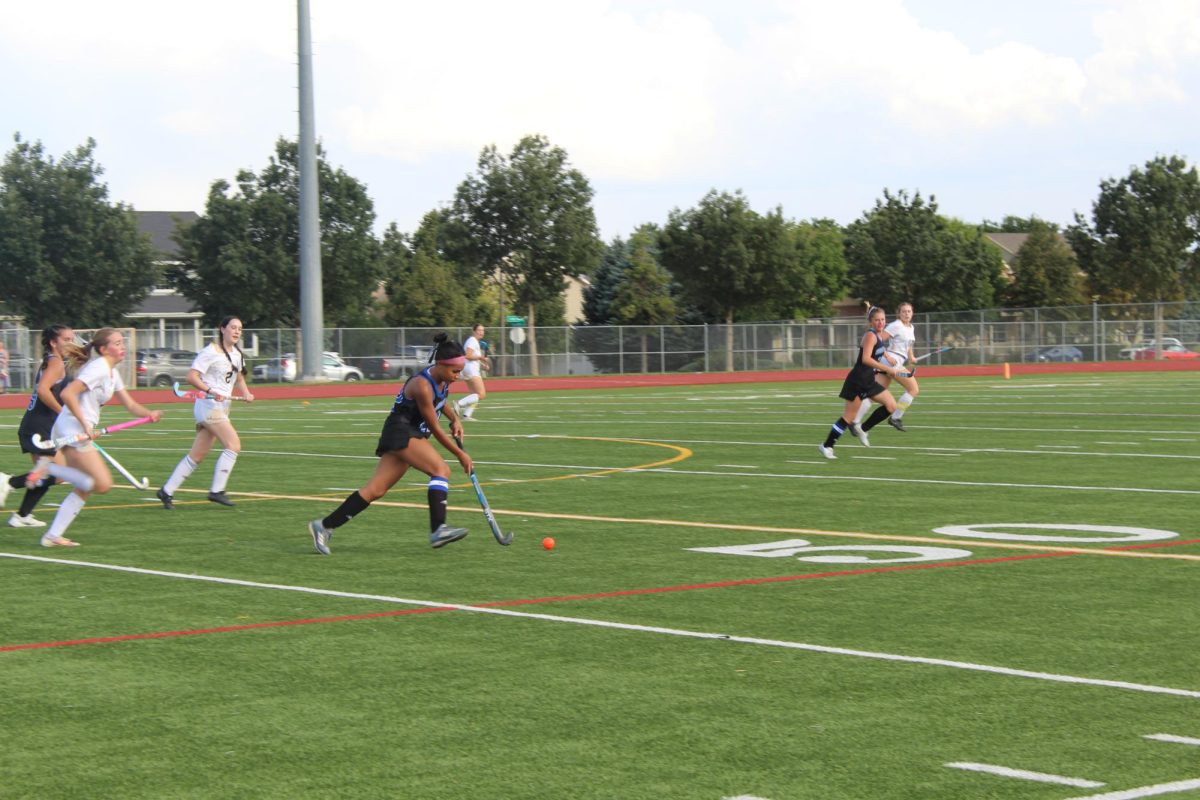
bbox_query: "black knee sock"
[862,405,891,431]
[322,491,371,530]
[428,478,449,532]
[17,482,52,517]
[823,418,850,448]
[8,473,24,489]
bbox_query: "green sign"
[505,315,526,327]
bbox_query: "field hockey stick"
[454,435,514,546]
[32,414,157,451]
[172,382,248,401]
[913,346,954,363]
[93,443,150,490]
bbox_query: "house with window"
[128,211,206,350]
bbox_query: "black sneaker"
[887,416,907,432]
[156,488,174,510]
[207,491,235,507]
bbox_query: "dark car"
[136,348,197,387]
[359,345,433,380]
[1023,345,1083,363]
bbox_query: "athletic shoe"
[155,488,174,510]
[818,445,837,460]
[430,524,468,549]
[888,416,907,433]
[25,458,51,489]
[41,535,79,548]
[0,472,10,508]
[8,513,46,528]
[207,491,235,507]
[309,519,331,555]
[850,422,870,447]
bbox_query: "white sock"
[45,491,86,540]
[457,394,480,417]
[853,401,871,425]
[46,463,96,493]
[893,393,914,419]
[163,455,198,495]
[211,449,238,493]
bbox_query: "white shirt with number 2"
[884,320,916,366]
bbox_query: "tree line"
[2,132,1198,344]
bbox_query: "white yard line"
[945,762,1104,788]
[1065,778,1200,799]
[1143,733,1200,746]
[4,552,1200,700]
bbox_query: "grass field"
[2,371,1199,800]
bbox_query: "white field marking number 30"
[688,524,1178,564]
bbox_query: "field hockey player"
[852,300,919,433]
[40,328,162,547]
[308,332,473,555]
[156,316,254,510]
[819,306,900,459]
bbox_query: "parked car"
[1023,345,1083,363]
[1131,343,1200,360]
[252,352,363,382]
[136,348,197,387]
[357,345,433,380]
[1119,338,1183,359]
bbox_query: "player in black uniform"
[818,307,901,459]
[0,325,94,527]
[308,333,473,554]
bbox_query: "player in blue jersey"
[0,325,95,528]
[308,333,473,554]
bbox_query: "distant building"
[128,211,206,350]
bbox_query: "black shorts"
[838,372,886,403]
[17,419,56,457]
[374,413,428,457]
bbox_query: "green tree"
[0,135,158,328]
[783,218,850,318]
[609,228,677,371]
[1067,155,1200,306]
[174,138,382,327]
[450,134,603,374]
[1005,220,1085,308]
[583,237,631,325]
[659,190,800,370]
[980,214,1044,233]
[845,189,1005,312]
[380,212,483,328]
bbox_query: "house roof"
[983,233,1030,262]
[135,211,199,258]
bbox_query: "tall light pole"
[297,0,325,380]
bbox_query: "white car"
[252,352,362,382]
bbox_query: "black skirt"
[374,412,428,457]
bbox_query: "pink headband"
[437,356,466,367]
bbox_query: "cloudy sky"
[3,0,1199,241]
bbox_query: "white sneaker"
[819,445,837,460]
[849,422,870,447]
[0,473,11,508]
[9,513,47,528]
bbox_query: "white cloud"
[322,1,734,181]
[760,0,1087,131]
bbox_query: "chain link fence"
[2,301,1198,388]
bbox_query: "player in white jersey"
[454,323,490,420]
[157,316,255,510]
[852,301,919,434]
[40,328,163,547]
